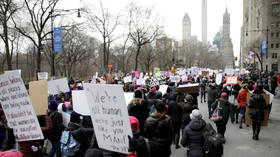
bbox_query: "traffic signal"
[234,56,238,61]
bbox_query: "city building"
[182,13,191,43]
[220,8,234,69]
[202,0,208,44]
[242,0,279,72]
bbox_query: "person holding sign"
[143,101,173,157]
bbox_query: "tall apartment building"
[202,0,208,44]
[182,13,191,43]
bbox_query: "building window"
[277,32,280,37]
[272,64,278,72]
[272,3,280,16]
[277,44,279,48]
[271,44,274,48]
[271,33,274,37]
[272,53,278,58]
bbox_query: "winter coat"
[167,101,183,133]
[179,101,198,129]
[128,99,150,134]
[143,114,173,157]
[248,94,267,123]
[47,110,65,142]
[237,89,248,107]
[232,84,241,98]
[66,122,94,157]
[131,130,149,157]
[181,119,206,157]
[207,87,218,102]
[211,98,233,126]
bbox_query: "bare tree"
[127,3,163,70]
[13,0,59,74]
[0,0,19,70]
[86,0,119,70]
[140,44,156,71]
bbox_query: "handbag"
[210,101,223,122]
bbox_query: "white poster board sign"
[61,112,70,127]
[84,84,132,154]
[37,72,48,80]
[226,76,238,85]
[48,78,70,95]
[124,92,134,105]
[72,90,90,115]
[216,73,223,85]
[159,85,168,95]
[124,76,132,83]
[0,71,43,141]
[4,69,21,76]
[170,76,180,83]
[136,78,145,85]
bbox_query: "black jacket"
[48,110,65,142]
[207,87,218,102]
[143,115,173,157]
[66,122,94,157]
[167,101,183,132]
[248,94,267,123]
[180,101,197,129]
[181,119,206,157]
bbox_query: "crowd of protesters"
[0,69,279,157]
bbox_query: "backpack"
[203,123,224,154]
[210,101,223,122]
[60,130,80,156]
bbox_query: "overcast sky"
[60,0,243,57]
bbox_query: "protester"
[180,95,198,130]
[207,83,219,118]
[143,101,173,157]
[237,84,249,129]
[181,109,206,157]
[248,88,267,140]
[47,100,65,157]
[200,77,207,103]
[211,92,233,138]
[271,74,278,95]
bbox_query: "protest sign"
[159,85,168,95]
[84,84,132,154]
[176,83,200,94]
[156,71,161,77]
[4,69,21,76]
[216,73,223,85]
[124,76,132,83]
[170,76,180,83]
[226,76,238,85]
[124,92,134,105]
[136,78,145,85]
[72,90,91,115]
[91,76,96,84]
[0,71,44,141]
[29,80,48,115]
[48,78,70,95]
[202,71,208,76]
[61,112,70,127]
[37,72,48,80]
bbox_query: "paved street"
[171,97,280,157]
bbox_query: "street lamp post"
[49,9,81,77]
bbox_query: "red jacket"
[237,89,248,107]
[277,75,280,85]
[127,153,137,157]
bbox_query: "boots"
[175,134,181,149]
[239,116,243,129]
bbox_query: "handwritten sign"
[29,80,48,115]
[124,76,132,83]
[226,76,238,85]
[84,84,132,154]
[72,90,90,115]
[4,69,21,76]
[170,76,180,83]
[37,72,48,80]
[0,71,44,141]
[48,78,70,95]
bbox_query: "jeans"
[200,90,206,102]
[208,101,214,118]
[216,124,226,137]
[48,141,61,157]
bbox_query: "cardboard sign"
[176,83,200,94]
[84,84,132,154]
[0,71,44,141]
[29,80,48,115]
[216,73,223,85]
[72,90,90,115]
[37,72,48,80]
[202,71,208,77]
[226,76,238,85]
[48,78,70,95]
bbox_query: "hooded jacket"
[207,86,218,102]
[248,93,267,123]
[181,119,206,157]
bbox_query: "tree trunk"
[4,23,12,70]
[134,46,141,70]
[36,42,42,74]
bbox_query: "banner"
[262,40,267,55]
[53,27,63,53]
[84,84,132,154]
[29,80,48,115]
[48,78,70,95]
[0,71,44,141]
[72,90,90,115]
[37,72,48,80]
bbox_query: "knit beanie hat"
[134,90,143,99]
[49,100,58,110]
[70,111,82,124]
[152,87,157,92]
[190,109,202,120]
[0,150,23,157]
[221,92,227,98]
[129,116,139,131]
